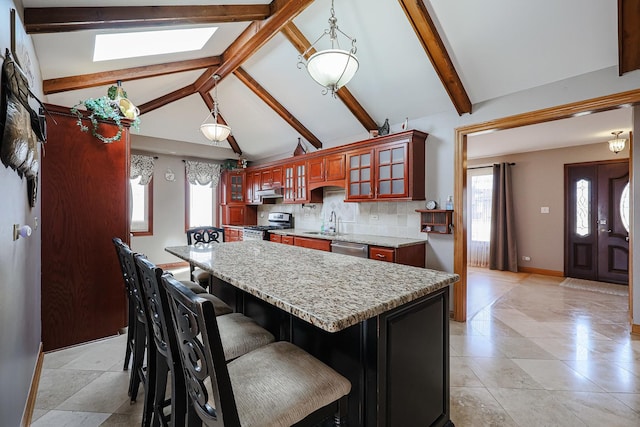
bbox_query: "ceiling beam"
[138,83,196,115]
[197,0,314,93]
[43,57,222,95]
[619,0,640,75]
[200,92,243,155]
[280,22,379,132]
[397,0,472,115]
[234,67,322,149]
[24,5,271,33]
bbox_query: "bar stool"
[135,257,275,426]
[162,276,351,427]
[112,237,137,372]
[186,226,224,289]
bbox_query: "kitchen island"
[166,241,458,427]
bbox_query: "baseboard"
[517,266,564,277]
[157,261,189,270]
[632,324,640,336]
[21,342,44,427]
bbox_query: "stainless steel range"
[243,212,293,241]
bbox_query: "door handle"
[599,229,612,233]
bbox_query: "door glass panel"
[379,165,390,180]
[379,181,390,195]
[576,178,590,237]
[361,154,370,167]
[392,163,404,178]
[351,183,359,195]
[392,147,404,162]
[361,182,370,196]
[361,167,370,181]
[620,181,630,232]
[379,150,390,164]
[392,180,404,194]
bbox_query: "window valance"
[130,154,155,185]
[185,160,221,187]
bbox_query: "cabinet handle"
[376,254,385,259]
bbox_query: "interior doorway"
[453,89,640,322]
[565,160,630,285]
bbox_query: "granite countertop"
[272,228,427,248]
[166,241,458,333]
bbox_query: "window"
[470,174,493,242]
[186,181,215,229]
[130,176,153,235]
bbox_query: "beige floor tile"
[488,388,587,427]
[450,387,518,427]
[450,335,506,358]
[59,336,129,372]
[530,337,595,361]
[611,392,640,412]
[552,390,640,427]
[35,369,103,410]
[469,357,542,389]
[486,336,556,360]
[512,359,604,392]
[450,357,484,387]
[31,410,111,427]
[99,412,144,426]
[564,359,640,393]
[30,409,48,422]
[57,371,131,413]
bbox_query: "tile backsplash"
[257,188,427,239]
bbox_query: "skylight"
[93,27,218,61]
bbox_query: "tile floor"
[32,268,640,426]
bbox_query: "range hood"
[256,188,283,199]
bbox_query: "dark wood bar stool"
[162,276,351,427]
[112,237,138,372]
[135,257,275,426]
[186,226,224,289]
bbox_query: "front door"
[565,160,629,284]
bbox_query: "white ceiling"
[21,0,629,161]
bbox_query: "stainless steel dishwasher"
[330,241,369,258]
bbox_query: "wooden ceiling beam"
[200,92,243,155]
[198,0,314,93]
[24,5,271,33]
[619,0,640,75]
[234,67,322,149]
[397,0,472,115]
[281,22,378,131]
[43,57,222,95]
[138,83,196,115]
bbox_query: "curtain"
[185,160,222,187]
[130,154,154,185]
[489,162,518,272]
[468,173,493,267]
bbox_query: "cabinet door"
[376,143,408,199]
[346,148,374,200]
[295,162,308,201]
[250,170,261,203]
[283,164,295,202]
[369,246,395,263]
[227,206,245,225]
[269,234,282,243]
[325,153,346,181]
[294,236,332,251]
[281,235,295,245]
[271,166,283,188]
[307,157,325,183]
[227,171,245,203]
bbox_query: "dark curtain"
[489,162,518,271]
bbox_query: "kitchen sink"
[303,231,322,235]
[303,231,338,236]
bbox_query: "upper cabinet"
[308,153,346,189]
[227,170,246,204]
[346,147,374,200]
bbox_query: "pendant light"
[298,0,358,97]
[608,131,626,154]
[200,74,231,144]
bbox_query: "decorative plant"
[71,84,141,144]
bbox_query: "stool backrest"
[162,274,240,427]
[134,256,175,362]
[112,238,147,325]
[186,226,224,245]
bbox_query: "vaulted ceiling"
[18,0,640,161]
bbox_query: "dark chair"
[186,226,224,289]
[162,275,351,427]
[112,237,137,372]
[135,257,274,426]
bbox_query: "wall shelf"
[416,209,453,234]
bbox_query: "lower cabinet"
[281,235,295,245]
[269,234,282,243]
[369,243,426,268]
[221,204,257,226]
[294,236,332,252]
[223,226,243,242]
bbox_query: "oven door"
[242,228,265,241]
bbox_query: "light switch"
[541,207,550,214]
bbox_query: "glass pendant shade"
[306,49,359,91]
[200,123,231,142]
[608,131,626,153]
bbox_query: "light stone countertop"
[166,241,458,332]
[272,228,427,248]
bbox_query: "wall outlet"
[522,256,531,261]
[370,214,379,221]
[540,206,550,214]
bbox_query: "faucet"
[328,211,337,234]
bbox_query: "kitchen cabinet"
[261,166,282,189]
[221,205,257,226]
[294,236,332,252]
[346,147,374,200]
[223,226,243,242]
[248,170,262,204]
[222,170,246,204]
[283,161,321,204]
[308,153,346,190]
[269,234,282,243]
[369,243,426,268]
[416,209,453,234]
[281,235,295,245]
